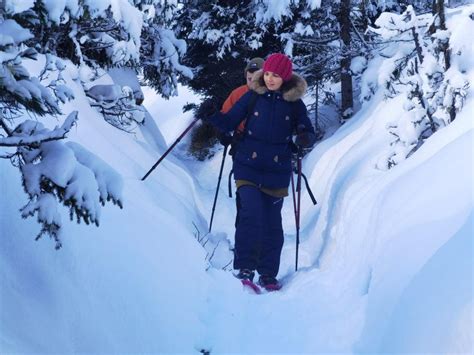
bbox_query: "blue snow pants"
[233,185,284,277]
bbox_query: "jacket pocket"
[234,139,264,170]
[263,144,292,173]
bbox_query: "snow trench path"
[184,147,366,354]
[180,92,473,354]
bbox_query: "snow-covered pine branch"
[18,120,123,249]
[0,111,78,147]
[1,4,124,249]
[140,1,193,98]
[86,84,145,132]
[0,19,61,118]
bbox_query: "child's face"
[246,71,257,86]
[263,71,283,91]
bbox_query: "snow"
[3,0,35,14]
[306,0,322,10]
[43,0,68,23]
[254,0,321,23]
[87,84,123,102]
[350,56,367,75]
[0,19,33,44]
[142,84,202,146]
[255,0,293,23]
[108,67,143,102]
[1,4,473,355]
[67,142,124,206]
[158,28,194,78]
[377,211,473,353]
[295,22,314,36]
[449,6,474,73]
[0,113,77,147]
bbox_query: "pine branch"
[0,111,78,147]
[350,18,369,48]
[0,117,13,136]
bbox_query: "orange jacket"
[221,84,249,132]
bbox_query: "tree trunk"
[437,0,447,30]
[359,0,369,34]
[315,80,319,131]
[430,0,451,69]
[437,0,451,69]
[411,27,424,64]
[339,0,353,120]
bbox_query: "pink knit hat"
[263,53,293,82]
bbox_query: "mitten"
[294,124,316,148]
[199,99,219,121]
[218,133,233,147]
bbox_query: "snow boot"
[235,269,255,282]
[258,275,282,291]
[235,269,261,294]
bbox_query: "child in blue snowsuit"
[208,53,315,289]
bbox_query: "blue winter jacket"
[210,70,315,189]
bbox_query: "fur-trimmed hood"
[249,69,307,102]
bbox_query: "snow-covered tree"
[178,0,271,102]
[1,4,123,249]
[13,0,143,68]
[366,5,470,169]
[10,0,191,99]
[177,0,279,159]
[138,0,193,98]
[179,0,329,158]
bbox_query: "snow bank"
[0,57,210,353]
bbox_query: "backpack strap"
[229,91,258,156]
[242,91,259,133]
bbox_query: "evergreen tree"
[177,0,282,159]
[178,0,276,103]
[13,0,143,68]
[11,0,191,98]
[366,5,469,169]
[339,0,355,120]
[1,4,123,249]
[139,0,193,98]
[179,0,334,158]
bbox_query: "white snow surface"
[3,0,35,14]
[1,7,473,355]
[0,19,33,44]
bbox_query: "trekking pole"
[141,117,200,181]
[290,173,298,269]
[209,144,228,233]
[295,148,303,271]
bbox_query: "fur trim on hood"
[249,69,307,102]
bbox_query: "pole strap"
[301,173,317,205]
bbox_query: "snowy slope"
[0,60,211,353]
[1,5,473,355]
